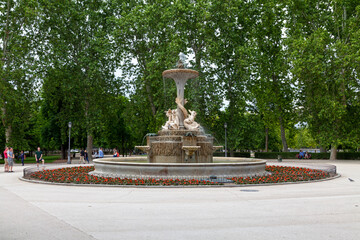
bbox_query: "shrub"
[213,152,250,158]
[255,152,297,159]
[254,152,360,160]
[0,155,61,164]
[337,152,360,160]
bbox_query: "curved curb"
[19,173,341,189]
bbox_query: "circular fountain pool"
[89,157,267,181]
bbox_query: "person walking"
[35,147,44,168]
[84,149,89,164]
[99,148,104,158]
[80,149,85,164]
[7,147,14,172]
[19,150,26,166]
[3,147,9,172]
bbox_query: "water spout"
[141,133,158,145]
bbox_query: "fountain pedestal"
[135,68,216,164]
[162,69,198,130]
[143,129,215,163]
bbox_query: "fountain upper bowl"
[162,69,199,80]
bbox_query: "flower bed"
[28,165,331,186]
[230,165,330,184]
[29,166,221,186]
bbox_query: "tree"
[112,0,184,141]
[37,0,119,159]
[249,0,295,152]
[99,95,135,155]
[288,0,360,159]
[205,0,254,151]
[0,0,38,149]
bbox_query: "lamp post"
[224,122,227,158]
[67,122,72,164]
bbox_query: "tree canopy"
[1,0,359,159]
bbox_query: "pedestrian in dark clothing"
[20,151,26,166]
[84,149,89,163]
[80,149,85,164]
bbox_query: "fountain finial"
[177,52,187,69]
[177,60,184,69]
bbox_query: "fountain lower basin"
[89,157,267,180]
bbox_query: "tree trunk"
[330,145,337,160]
[61,144,66,159]
[2,107,11,144]
[279,116,288,152]
[87,134,93,161]
[122,138,125,157]
[2,1,11,145]
[320,146,326,153]
[265,127,269,152]
[5,125,11,144]
[145,83,157,116]
[230,149,234,157]
[84,99,93,161]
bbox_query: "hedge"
[0,155,61,164]
[213,152,251,158]
[337,152,360,160]
[254,152,360,160]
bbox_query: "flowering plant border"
[28,165,331,186]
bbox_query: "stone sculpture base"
[145,129,214,163]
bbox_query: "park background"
[0,0,359,161]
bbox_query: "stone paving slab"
[0,182,95,240]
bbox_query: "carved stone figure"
[172,109,180,129]
[162,109,179,130]
[184,110,200,130]
[175,97,199,130]
[175,97,188,119]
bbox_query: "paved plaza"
[0,160,360,240]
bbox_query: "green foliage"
[213,152,250,158]
[36,0,121,154]
[0,0,38,149]
[337,152,360,160]
[248,0,295,152]
[0,155,61,164]
[1,0,359,158]
[288,127,317,149]
[255,151,360,160]
[288,0,360,158]
[254,152,329,159]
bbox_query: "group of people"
[3,147,15,172]
[298,150,311,159]
[2,146,118,170]
[72,148,106,163]
[91,148,104,159]
[113,149,119,157]
[79,149,90,164]
[3,147,28,172]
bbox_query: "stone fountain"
[90,54,267,181]
[136,59,220,164]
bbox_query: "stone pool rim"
[89,157,268,180]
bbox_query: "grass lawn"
[0,155,61,164]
